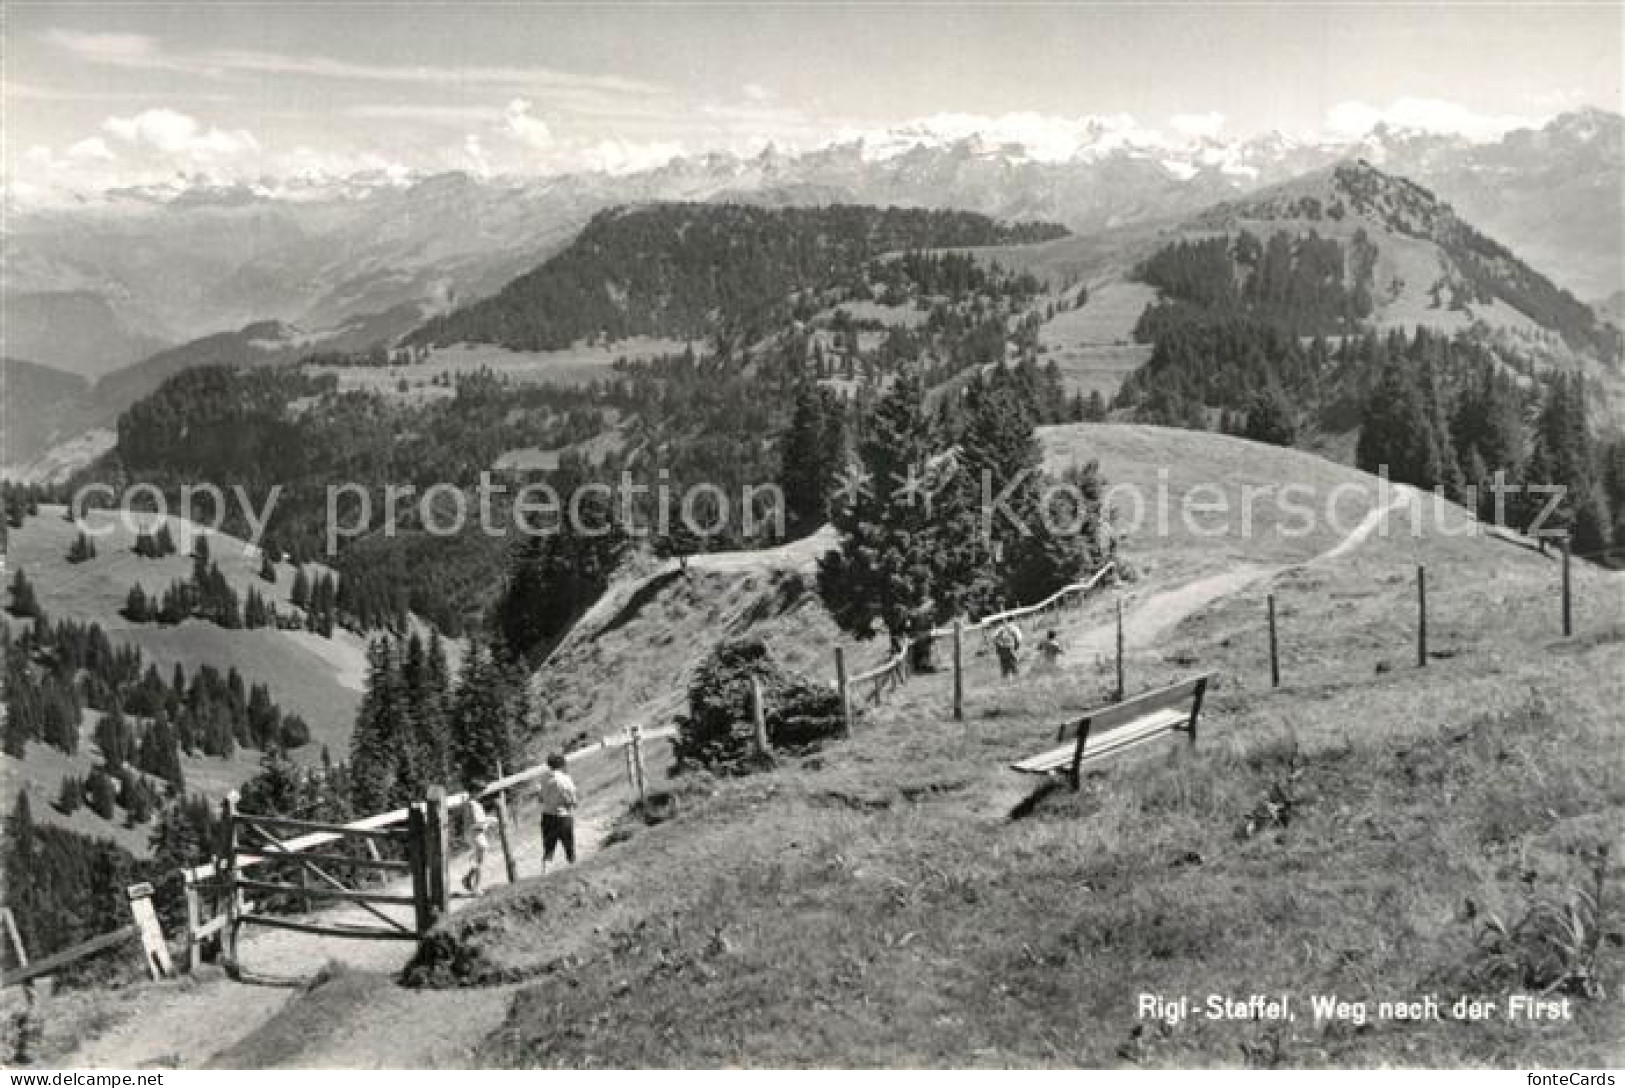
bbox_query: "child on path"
[461,797,495,896]
[1037,630,1063,671]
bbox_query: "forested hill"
[407,203,1067,352]
[1183,161,1621,363]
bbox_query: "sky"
[4,2,1621,199]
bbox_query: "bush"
[672,637,844,773]
[278,715,312,749]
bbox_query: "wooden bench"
[1011,674,1212,790]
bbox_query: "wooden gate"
[181,787,456,973]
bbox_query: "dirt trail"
[1061,485,1418,666]
[62,494,1415,1068]
[62,789,623,1069]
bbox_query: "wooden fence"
[169,725,670,976]
[1,884,171,990]
[841,562,1118,714]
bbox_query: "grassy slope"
[430,425,1621,1068]
[7,505,366,742]
[318,337,691,400]
[4,506,368,849]
[529,528,885,750]
[1036,282,1156,404]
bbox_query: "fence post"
[1114,598,1125,701]
[952,621,964,722]
[1417,565,1428,668]
[750,677,771,756]
[425,786,450,924]
[1561,534,1572,636]
[491,761,519,885]
[2,907,28,974]
[406,803,430,936]
[181,871,202,973]
[1267,593,1280,689]
[125,882,173,980]
[629,725,648,805]
[835,646,852,735]
[218,791,240,969]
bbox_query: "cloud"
[345,104,504,124]
[504,99,554,149]
[46,28,667,101]
[1170,111,1226,140]
[103,108,260,157]
[65,136,115,162]
[742,82,773,103]
[574,138,684,175]
[463,134,493,178]
[43,29,159,62]
[1323,97,1541,142]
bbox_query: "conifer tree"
[779,380,848,537]
[350,637,403,813]
[7,569,41,618]
[66,532,97,563]
[1357,355,1448,489]
[55,774,83,814]
[1242,388,1298,447]
[819,370,980,646]
[449,639,524,789]
[124,584,151,623]
[290,567,311,610]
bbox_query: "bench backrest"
[1057,673,1212,744]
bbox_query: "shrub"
[672,637,844,773]
[1463,845,1613,999]
[278,715,312,749]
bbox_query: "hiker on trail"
[538,753,578,873]
[1037,630,1063,671]
[461,797,495,897]
[992,616,1023,678]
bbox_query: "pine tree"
[1525,370,1610,550]
[7,569,41,618]
[960,380,1101,609]
[1087,389,1107,422]
[779,381,847,537]
[124,584,151,623]
[448,640,524,789]
[66,532,97,564]
[55,774,83,814]
[350,637,403,813]
[290,567,311,610]
[1242,388,1298,447]
[819,370,978,644]
[86,767,118,820]
[94,705,133,769]
[1356,355,1447,490]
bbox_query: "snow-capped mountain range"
[4,108,1620,378]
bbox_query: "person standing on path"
[538,753,578,874]
[1036,630,1063,672]
[992,616,1024,679]
[461,797,494,896]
